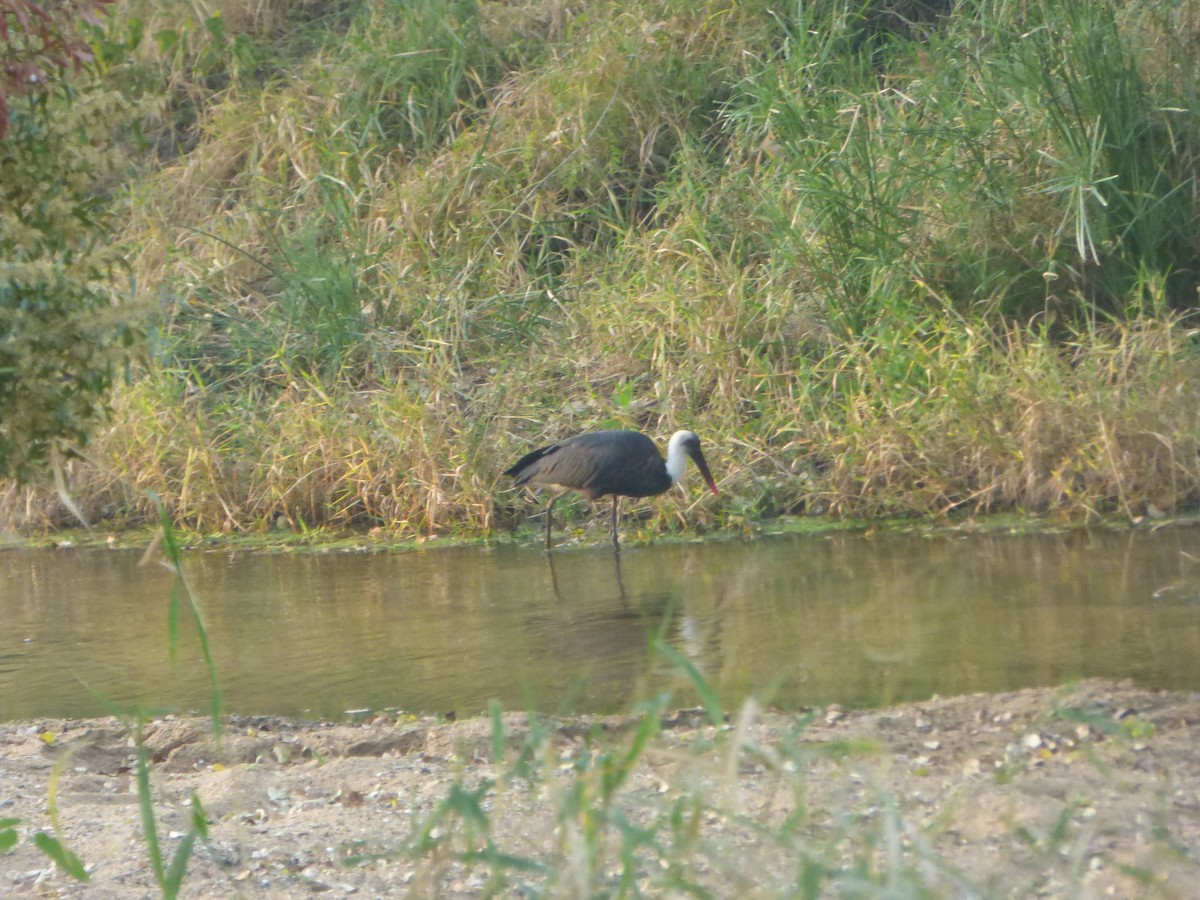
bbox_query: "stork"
[504,429,719,549]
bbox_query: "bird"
[504,429,719,549]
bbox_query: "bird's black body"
[505,429,718,549]
[506,431,673,501]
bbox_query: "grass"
[11,313,1197,536]
[4,0,1200,538]
[10,4,1200,887]
[12,661,1195,896]
[335,652,963,897]
[324,654,1189,897]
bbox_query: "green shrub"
[0,79,146,481]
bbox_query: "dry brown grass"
[7,0,1200,537]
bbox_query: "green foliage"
[1054,704,1156,742]
[134,730,210,899]
[0,17,147,482]
[975,0,1200,314]
[721,0,1200,325]
[0,816,18,852]
[335,0,501,155]
[30,744,93,882]
[0,0,114,138]
[106,509,219,898]
[32,832,90,882]
[372,660,980,896]
[155,497,223,732]
[655,637,724,727]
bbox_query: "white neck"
[665,430,694,485]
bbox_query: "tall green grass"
[4,0,1200,535]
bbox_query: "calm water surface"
[2,526,1200,720]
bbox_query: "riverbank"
[6,508,1187,556]
[7,2,1200,538]
[3,679,1197,897]
[6,313,1199,540]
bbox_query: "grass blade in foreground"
[32,833,89,883]
[0,817,19,852]
[34,746,90,882]
[655,637,724,727]
[133,724,211,900]
[146,492,223,740]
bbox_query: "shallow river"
[3,526,1200,721]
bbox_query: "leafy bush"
[0,4,148,482]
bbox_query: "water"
[2,526,1200,721]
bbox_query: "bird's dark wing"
[515,431,670,499]
[506,437,608,495]
[504,443,561,484]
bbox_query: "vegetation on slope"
[4,0,1200,537]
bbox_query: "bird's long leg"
[610,496,621,549]
[543,495,557,550]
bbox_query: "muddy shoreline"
[2,679,1198,897]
